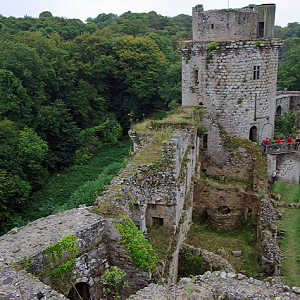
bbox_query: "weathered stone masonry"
[180,4,281,145]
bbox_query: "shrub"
[206,42,219,50]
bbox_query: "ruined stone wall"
[276,94,293,115]
[200,115,268,191]
[193,183,259,231]
[192,6,258,42]
[258,197,281,275]
[128,271,300,299]
[276,152,300,184]
[276,91,300,113]
[180,39,282,144]
[127,125,200,232]
[0,209,151,300]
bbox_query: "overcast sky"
[1,0,298,27]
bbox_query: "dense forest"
[0,9,299,232]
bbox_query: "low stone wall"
[258,198,281,275]
[179,244,234,274]
[128,271,300,299]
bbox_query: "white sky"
[0,0,298,27]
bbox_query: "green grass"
[185,219,261,277]
[6,137,132,230]
[272,180,300,204]
[277,208,300,287]
[147,225,173,261]
[272,180,300,287]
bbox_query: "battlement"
[192,4,276,42]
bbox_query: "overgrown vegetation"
[115,217,160,272]
[1,138,132,234]
[206,42,219,51]
[101,266,128,300]
[185,219,261,277]
[178,247,206,277]
[274,111,297,138]
[43,233,78,292]
[272,181,300,287]
[147,225,173,260]
[0,10,192,228]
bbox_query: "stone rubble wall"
[180,244,235,273]
[258,198,281,276]
[127,271,300,299]
[200,115,268,192]
[125,127,200,232]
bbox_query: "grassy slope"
[11,137,132,228]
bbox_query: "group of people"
[263,136,300,151]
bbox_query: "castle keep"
[2,4,300,300]
[180,4,281,144]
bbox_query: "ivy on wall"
[115,217,159,272]
[43,233,78,291]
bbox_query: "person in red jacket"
[263,137,269,154]
[277,137,282,151]
[287,136,293,149]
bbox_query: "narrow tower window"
[211,24,214,29]
[253,66,260,80]
[193,69,199,85]
[258,22,264,38]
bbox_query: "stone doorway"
[249,126,258,142]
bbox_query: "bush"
[206,42,219,50]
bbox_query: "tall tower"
[180,4,282,143]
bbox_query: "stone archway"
[249,126,258,142]
[68,282,90,300]
[276,105,282,117]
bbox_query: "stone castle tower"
[180,4,282,144]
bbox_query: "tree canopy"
[0,10,192,229]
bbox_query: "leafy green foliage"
[178,247,206,277]
[0,9,191,231]
[274,111,297,138]
[206,42,219,50]
[1,138,132,234]
[101,266,128,300]
[44,233,78,291]
[278,38,300,91]
[115,217,159,272]
[44,233,77,262]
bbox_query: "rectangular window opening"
[253,66,260,80]
[193,69,199,85]
[152,217,164,226]
[258,22,264,38]
[211,24,214,29]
